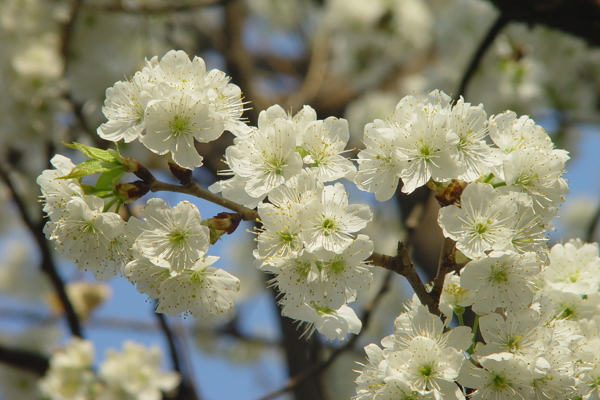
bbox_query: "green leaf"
[62,142,122,164]
[96,169,124,189]
[59,159,124,179]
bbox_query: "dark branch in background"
[86,0,227,13]
[0,164,83,338]
[430,238,455,308]
[454,13,510,101]
[586,203,600,243]
[254,270,394,400]
[486,0,600,48]
[155,311,200,400]
[0,345,49,376]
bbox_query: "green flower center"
[169,115,190,136]
[490,373,509,390]
[168,229,189,243]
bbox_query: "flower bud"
[122,157,155,183]
[201,212,242,244]
[168,161,193,185]
[115,181,150,203]
[429,179,468,207]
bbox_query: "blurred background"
[0,0,599,399]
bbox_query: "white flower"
[383,304,472,355]
[308,234,374,308]
[474,308,550,358]
[489,111,554,154]
[97,73,154,143]
[300,116,356,182]
[255,202,305,268]
[496,148,568,215]
[124,257,171,299]
[135,199,210,272]
[439,271,473,318]
[460,251,540,315]
[541,240,600,295]
[148,49,207,93]
[204,69,246,133]
[354,343,388,400]
[387,336,465,400]
[450,98,495,181]
[458,352,533,400]
[99,341,180,400]
[438,182,518,259]
[141,86,224,169]
[39,338,96,400]
[354,122,407,201]
[37,154,83,220]
[388,93,462,193]
[281,302,361,340]
[156,256,240,318]
[47,196,125,277]
[220,122,303,198]
[299,182,372,253]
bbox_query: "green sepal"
[62,141,122,164]
[58,159,124,180]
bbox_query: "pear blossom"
[156,256,240,318]
[299,182,372,253]
[141,86,224,170]
[460,251,540,315]
[457,353,533,400]
[281,302,361,340]
[438,182,518,260]
[46,196,125,277]
[99,341,180,400]
[541,240,600,295]
[135,198,210,272]
[37,154,83,220]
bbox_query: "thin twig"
[430,237,455,308]
[454,13,510,102]
[0,163,83,337]
[155,311,200,400]
[367,243,439,316]
[149,180,259,221]
[284,25,331,110]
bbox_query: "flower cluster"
[98,49,245,169]
[353,92,600,400]
[39,338,180,400]
[39,157,240,318]
[210,104,374,340]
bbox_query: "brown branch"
[486,0,600,48]
[367,242,439,316]
[85,0,227,13]
[430,237,455,308]
[0,345,49,376]
[454,13,510,101]
[284,26,331,110]
[149,180,259,221]
[155,311,200,400]
[0,163,83,338]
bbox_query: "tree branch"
[0,163,83,338]
[486,0,600,48]
[368,243,439,316]
[454,13,510,101]
[0,345,49,376]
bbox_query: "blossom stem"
[368,243,440,316]
[467,314,480,354]
[457,313,465,327]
